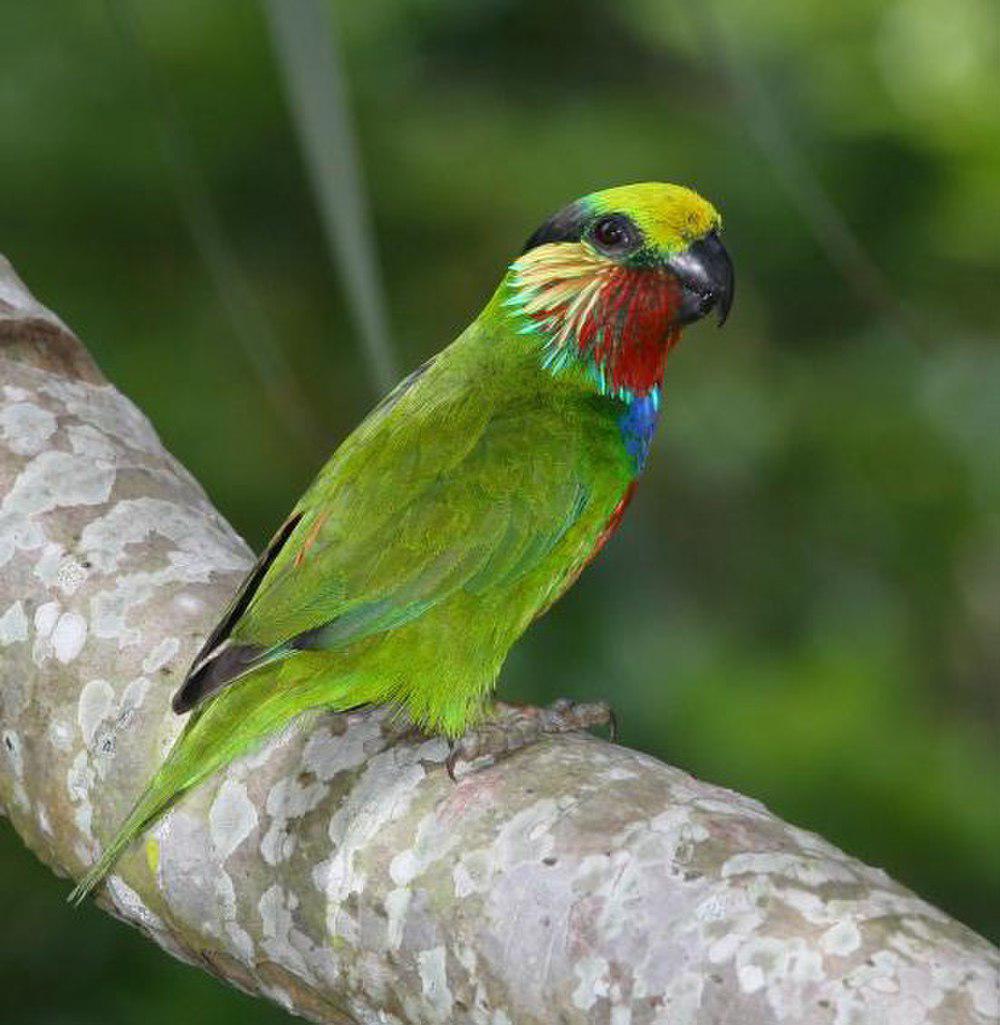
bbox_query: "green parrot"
[69,182,733,904]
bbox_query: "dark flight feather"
[172,513,302,713]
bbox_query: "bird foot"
[445,698,616,779]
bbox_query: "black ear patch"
[521,199,590,253]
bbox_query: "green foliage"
[1,1,996,1021]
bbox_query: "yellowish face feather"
[587,182,722,255]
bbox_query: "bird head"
[506,182,734,399]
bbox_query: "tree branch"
[0,254,995,1025]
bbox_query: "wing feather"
[174,354,617,713]
[172,513,302,713]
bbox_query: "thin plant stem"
[262,0,398,394]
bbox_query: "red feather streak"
[591,479,638,558]
[563,480,639,594]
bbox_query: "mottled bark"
[0,253,995,1025]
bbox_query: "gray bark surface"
[0,254,996,1024]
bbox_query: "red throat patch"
[578,267,681,395]
[510,244,683,396]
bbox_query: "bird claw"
[445,698,617,779]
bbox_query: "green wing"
[174,360,611,713]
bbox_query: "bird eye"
[590,214,639,256]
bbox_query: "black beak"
[667,230,735,327]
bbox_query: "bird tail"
[67,748,191,905]
[67,696,230,905]
[68,659,356,905]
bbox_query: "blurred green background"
[2,1,997,1022]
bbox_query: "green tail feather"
[68,662,356,905]
[68,702,220,906]
[67,768,187,906]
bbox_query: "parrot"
[69,181,733,904]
